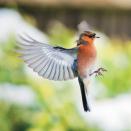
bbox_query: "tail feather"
[78,76,90,112]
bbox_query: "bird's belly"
[78,52,96,78]
[79,58,95,77]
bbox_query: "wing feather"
[38,59,50,76]
[50,61,57,80]
[29,57,46,69]
[17,35,78,81]
[59,64,64,80]
[63,66,69,80]
[43,60,54,78]
[26,55,44,65]
[53,63,60,80]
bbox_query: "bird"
[17,31,107,112]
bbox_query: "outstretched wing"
[17,35,78,81]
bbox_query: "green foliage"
[0,102,32,131]
[48,22,75,48]
[97,43,131,97]
[0,36,28,85]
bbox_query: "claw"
[89,67,107,77]
[98,72,103,76]
[100,68,107,72]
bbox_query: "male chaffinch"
[17,31,106,112]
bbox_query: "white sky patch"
[0,8,48,43]
[0,83,37,107]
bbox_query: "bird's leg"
[89,67,107,77]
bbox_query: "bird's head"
[77,31,100,46]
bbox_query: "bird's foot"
[89,67,107,77]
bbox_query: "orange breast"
[77,44,97,77]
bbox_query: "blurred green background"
[0,1,131,131]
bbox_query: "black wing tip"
[54,46,66,50]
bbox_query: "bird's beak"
[95,36,100,38]
[92,33,100,38]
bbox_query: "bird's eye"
[89,34,96,38]
[89,35,93,38]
